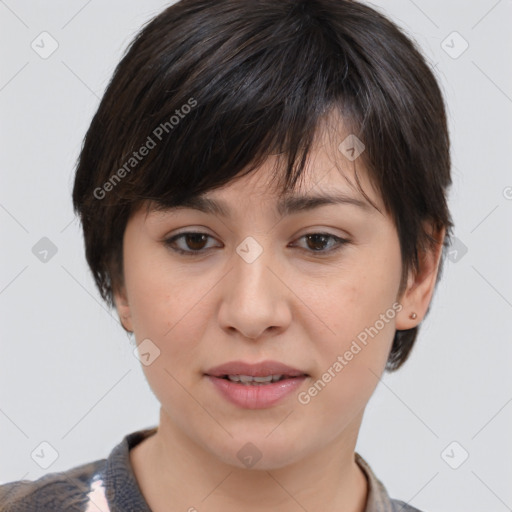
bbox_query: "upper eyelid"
[165,231,349,252]
[165,228,348,241]
[166,223,351,236]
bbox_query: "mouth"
[204,359,309,380]
[204,360,309,409]
[217,374,304,385]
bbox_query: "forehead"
[145,114,385,219]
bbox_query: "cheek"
[297,299,397,435]
[124,252,211,422]
[306,243,401,350]
[298,239,401,408]
[125,245,200,335]
[124,247,220,381]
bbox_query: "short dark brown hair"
[72,0,454,371]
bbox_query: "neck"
[130,408,368,512]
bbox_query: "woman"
[0,1,453,510]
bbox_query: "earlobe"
[113,286,134,333]
[395,222,446,330]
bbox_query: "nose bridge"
[218,234,290,339]
[232,234,278,302]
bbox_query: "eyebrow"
[151,192,373,218]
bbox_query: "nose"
[217,240,292,341]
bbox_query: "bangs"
[97,1,369,211]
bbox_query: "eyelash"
[163,231,350,257]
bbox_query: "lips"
[205,360,308,379]
[204,360,309,409]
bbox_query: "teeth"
[253,376,273,383]
[226,374,284,384]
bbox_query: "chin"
[207,432,309,471]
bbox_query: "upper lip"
[205,360,308,378]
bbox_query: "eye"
[163,231,219,255]
[163,231,349,257]
[291,233,350,255]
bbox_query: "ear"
[113,285,134,333]
[395,221,446,330]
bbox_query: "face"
[114,128,437,470]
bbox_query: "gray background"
[1,1,511,510]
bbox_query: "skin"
[114,122,445,512]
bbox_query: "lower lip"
[206,375,307,409]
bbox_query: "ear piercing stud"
[409,312,417,319]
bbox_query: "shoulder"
[0,427,157,512]
[0,459,106,512]
[390,499,425,512]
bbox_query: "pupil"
[307,234,328,251]
[186,233,207,250]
